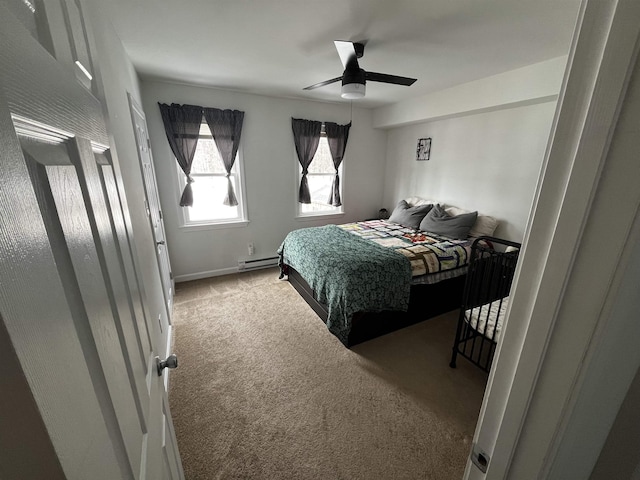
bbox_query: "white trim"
[174,266,240,283]
[175,257,281,282]
[11,113,73,143]
[177,219,249,231]
[467,0,640,478]
[295,212,346,222]
[236,143,249,221]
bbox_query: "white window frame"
[176,124,248,231]
[295,131,345,220]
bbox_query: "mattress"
[465,296,509,342]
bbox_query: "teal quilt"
[278,225,412,345]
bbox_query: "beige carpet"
[169,268,487,480]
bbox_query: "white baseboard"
[174,264,281,283]
[174,266,239,283]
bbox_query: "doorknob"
[156,240,165,246]
[156,354,178,376]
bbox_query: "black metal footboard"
[450,236,521,372]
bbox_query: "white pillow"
[444,206,469,217]
[445,206,499,238]
[469,215,499,238]
[405,196,440,208]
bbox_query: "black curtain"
[325,121,351,207]
[291,118,322,203]
[203,108,245,206]
[158,103,203,206]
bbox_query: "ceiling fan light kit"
[341,82,366,99]
[304,40,417,100]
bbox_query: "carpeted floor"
[169,268,487,480]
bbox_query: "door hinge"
[169,271,173,280]
[159,209,163,220]
[147,138,151,149]
[471,443,490,474]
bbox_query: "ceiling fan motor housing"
[342,67,366,86]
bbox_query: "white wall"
[374,56,566,129]
[140,81,387,280]
[381,102,557,241]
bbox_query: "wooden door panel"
[98,154,153,356]
[72,137,152,426]
[60,0,95,91]
[21,138,142,479]
[0,7,107,143]
[0,102,126,480]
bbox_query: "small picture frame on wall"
[416,137,432,161]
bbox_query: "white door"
[129,95,174,328]
[0,2,183,479]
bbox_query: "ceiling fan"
[304,40,417,99]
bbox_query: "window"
[298,133,343,216]
[179,123,246,226]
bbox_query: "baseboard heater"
[237,255,279,271]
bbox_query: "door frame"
[465,0,640,477]
[128,93,174,327]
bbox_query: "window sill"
[295,211,345,222]
[178,219,250,232]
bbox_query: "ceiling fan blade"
[334,40,360,71]
[303,76,343,90]
[365,71,417,86]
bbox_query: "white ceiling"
[98,0,581,108]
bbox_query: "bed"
[278,199,498,346]
[449,237,521,372]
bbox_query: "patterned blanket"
[339,220,472,278]
[278,225,412,345]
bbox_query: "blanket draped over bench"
[278,225,412,344]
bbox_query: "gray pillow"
[388,200,433,229]
[419,204,478,239]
